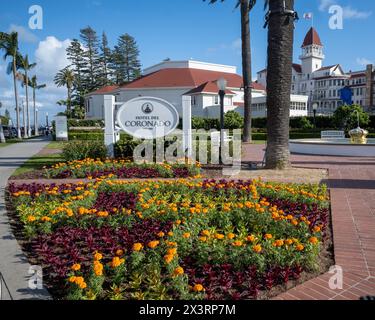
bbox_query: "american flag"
[303,13,313,20]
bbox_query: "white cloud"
[319,1,372,19]
[319,0,336,11]
[8,24,38,43]
[343,6,372,19]
[34,36,71,83]
[356,57,373,67]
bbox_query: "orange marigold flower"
[116,249,124,256]
[296,244,305,251]
[147,241,160,249]
[246,235,256,242]
[94,252,103,261]
[313,226,321,233]
[273,240,284,247]
[157,232,165,238]
[215,234,225,240]
[183,233,191,239]
[264,234,273,240]
[201,230,210,237]
[68,276,77,283]
[232,241,243,247]
[193,284,204,292]
[199,236,207,242]
[167,248,177,255]
[110,257,125,268]
[133,243,144,252]
[164,254,174,264]
[93,261,104,276]
[27,216,36,223]
[285,239,294,245]
[227,233,236,240]
[309,237,319,245]
[252,244,262,253]
[173,266,184,276]
[71,264,81,271]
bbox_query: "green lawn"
[12,141,65,177]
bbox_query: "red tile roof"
[121,68,245,89]
[88,85,119,95]
[184,82,236,95]
[302,27,323,47]
[292,63,302,73]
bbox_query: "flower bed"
[44,158,201,179]
[9,179,331,300]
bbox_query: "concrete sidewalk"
[0,137,51,300]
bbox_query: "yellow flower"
[41,216,52,222]
[193,284,204,292]
[133,243,144,252]
[157,232,165,238]
[168,231,174,237]
[252,244,262,253]
[215,234,225,240]
[173,266,184,276]
[199,236,207,242]
[68,276,77,283]
[147,241,160,249]
[71,264,81,271]
[285,239,294,245]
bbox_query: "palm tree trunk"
[0,118,5,143]
[265,0,295,169]
[33,87,38,136]
[12,59,21,139]
[67,86,72,114]
[25,72,31,137]
[241,0,253,143]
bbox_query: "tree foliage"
[333,105,370,132]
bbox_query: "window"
[192,96,197,106]
[214,96,219,105]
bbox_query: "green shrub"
[224,111,244,129]
[62,140,108,161]
[68,119,105,128]
[115,135,142,158]
[333,105,370,132]
[69,133,104,141]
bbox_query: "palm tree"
[264,0,297,169]
[54,67,75,115]
[0,101,5,143]
[19,54,36,137]
[204,0,256,143]
[0,32,22,138]
[29,75,46,136]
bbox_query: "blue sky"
[0,0,374,124]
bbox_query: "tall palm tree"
[29,75,46,136]
[54,67,75,115]
[264,0,297,169]
[19,54,36,137]
[0,32,22,138]
[204,0,256,143]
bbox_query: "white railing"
[321,130,346,140]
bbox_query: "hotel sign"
[117,97,179,139]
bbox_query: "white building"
[85,60,308,120]
[257,27,375,116]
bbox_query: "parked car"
[2,126,17,139]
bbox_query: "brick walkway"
[243,144,375,300]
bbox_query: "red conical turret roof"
[302,27,323,47]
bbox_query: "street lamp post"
[217,77,227,164]
[312,103,318,129]
[46,112,49,127]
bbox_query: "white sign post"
[182,96,193,159]
[54,116,68,141]
[104,95,118,158]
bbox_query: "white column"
[182,96,193,159]
[104,95,116,158]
